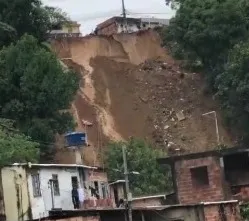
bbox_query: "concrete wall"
[62,24,81,34]
[1,166,30,221]
[84,171,113,209]
[27,167,85,219]
[117,23,139,34]
[97,21,118,36]
[97,21,165,36]
[175,156,226,204]
[203,203,240,221]
[132,198,162,207]
[149,207,202,221]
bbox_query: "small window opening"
[32,174,41,197]
[190,166,209,187]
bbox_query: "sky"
[42,0,175,35]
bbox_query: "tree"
[0,22,17,47]
[0,0,49,44]
[44,6,71,31]
[162,0,249,142]
[0,35,79,158]
[105,138,172,196]
[0,118,39,165]
[163,0,249,84]
[216,41,249,141]
[0,0,70,47]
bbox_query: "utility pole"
[121,0,126,19]
[122,145,132,221]
[121,0,127,32]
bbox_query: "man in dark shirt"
[89,186,100,199]
[71,186,80,209]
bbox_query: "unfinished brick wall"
[204,203,240,221]
[97,22,118,35]
[88,171,108,182]
[175,156,225,204]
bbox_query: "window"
[52,174,60,196]
[31,174,41,197]
[90,181,100,199]
[101,182,109,199]
[190,166,209,187]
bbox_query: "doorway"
[71,176,78,188]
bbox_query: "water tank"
[65,132,87,147]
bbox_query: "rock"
[179,73,185,79]
[139,96,148,103]
[181,136,187,141]
[82,119,93,126]
[161,63,167,70]
[164,125,170,130]
[164,139,168,145]
[167,142,175,147]
[176,111,186,121]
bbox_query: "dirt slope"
[51,30,233,166]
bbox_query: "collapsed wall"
[51,30,233,166]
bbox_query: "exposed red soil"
[51,30,234,166]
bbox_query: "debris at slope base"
[52,30,233,164]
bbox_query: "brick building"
[158,146,249,204]
[95,16,169,36]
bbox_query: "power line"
[128,12,172,15]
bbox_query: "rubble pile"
[129,59,232,154]
[52,31,233,162]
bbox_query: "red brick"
[175,156,225,204]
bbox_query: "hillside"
[51,30,233,166]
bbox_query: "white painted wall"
[117,23,140,33]
[117,21,165,34]
[27,167,86,220]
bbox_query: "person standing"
[71,185,80,209]
[77,185,85,209]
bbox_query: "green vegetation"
[162,0,249,142]
[105,138,172,196]
[240,204,249,220]
[0,0,79,162]
[0,0,71,47]
[0,119,39,165]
